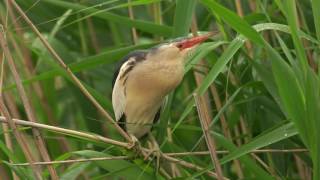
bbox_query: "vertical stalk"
[194,94,224,180]
[152,1,163,41]
[0,51,19,180]
[128,0,138,44]
[77,13,88,55]
[235,0,253,57]
[8,0,132,143]
[0,98,42,180]
[0,25,58,179]
[86,18,100,53]
[0,28,41,180]
[6,0,71,154]
[191,15,244,177]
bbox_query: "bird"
[112,33,213,141]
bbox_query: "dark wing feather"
[112,50,148,131]
[112,50,148,88]
[153,109,161,124]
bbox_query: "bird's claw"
[128,135,139,150]
[127,135,150,158]
[144,139,162,173]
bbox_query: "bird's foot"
[128,135,139,149]
[128,135,149,158]
[144,134,162,172]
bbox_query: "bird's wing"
[112,59,133,121]
[112,51,147,122]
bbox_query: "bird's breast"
[126,61,184,97]
[123,60,184,138]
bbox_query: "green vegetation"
[0,0,319,179]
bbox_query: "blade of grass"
[172,0,196,37]
[200,0,264,45]
[264,41,308,145]
[3,43,155,91]
[282,1,308,73]
[311,0,320,40]
[220,122,297,164]
[42,0,172,36]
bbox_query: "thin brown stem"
[251,153,278,177]
[194,94,224,180]
[0,23,58,179]
[11,156,129,166]
[86,18,100,53]
[0,99,41,179]
[0,116,130,148]
[0,45,19,180]
[8,0,132,143]
[10,148,309,167]
[0,115,223,178]
[235,0,253,58]
[210,86,244,178]
[152,2,163,41]
[190,16,213,123]
[128,0,138,44]
[6,2,68,148]
[160,152,228,179]
[167,127,181,177]
[166,149,308,156]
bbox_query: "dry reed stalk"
[194,94,224,180]
[167,127,181,177]
[190,16,242,179]
[152,2,163,41]
[160,152,228,179]
[294,154,311,180]
[233,1,251,144]
[251,153,278,177]
[0,49,19,180]
[190,16,213,122]
[209,83,244,178]
[0,98,41,179]
[166,148,308,156]
[296,3,317,72]
[86,18,100,53]
[11,156,129,166]
[235,0,253,58]
[8,0,132,143]
[9,148,309,167]
[0,116,129,147]
[0,25,58,179]
[0,115,224,178]
[6,0,72,154]
[128,0,138,44]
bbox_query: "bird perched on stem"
[112,33,213,142]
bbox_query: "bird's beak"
[176,32,214,50]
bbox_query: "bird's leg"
[128,134,139,149]
[128,134,148,158]
[143,133,162,172]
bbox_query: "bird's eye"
[176,43,183,49]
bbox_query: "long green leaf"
[264,41,308,146]
[282,1,308,73]
[311,0,320,40]
[42,0,172,36]
[73,150,156,180]
[172,0,197,37]
[200,0,264,45]
[220,122,297,164]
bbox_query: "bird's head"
[147,32,214,62]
